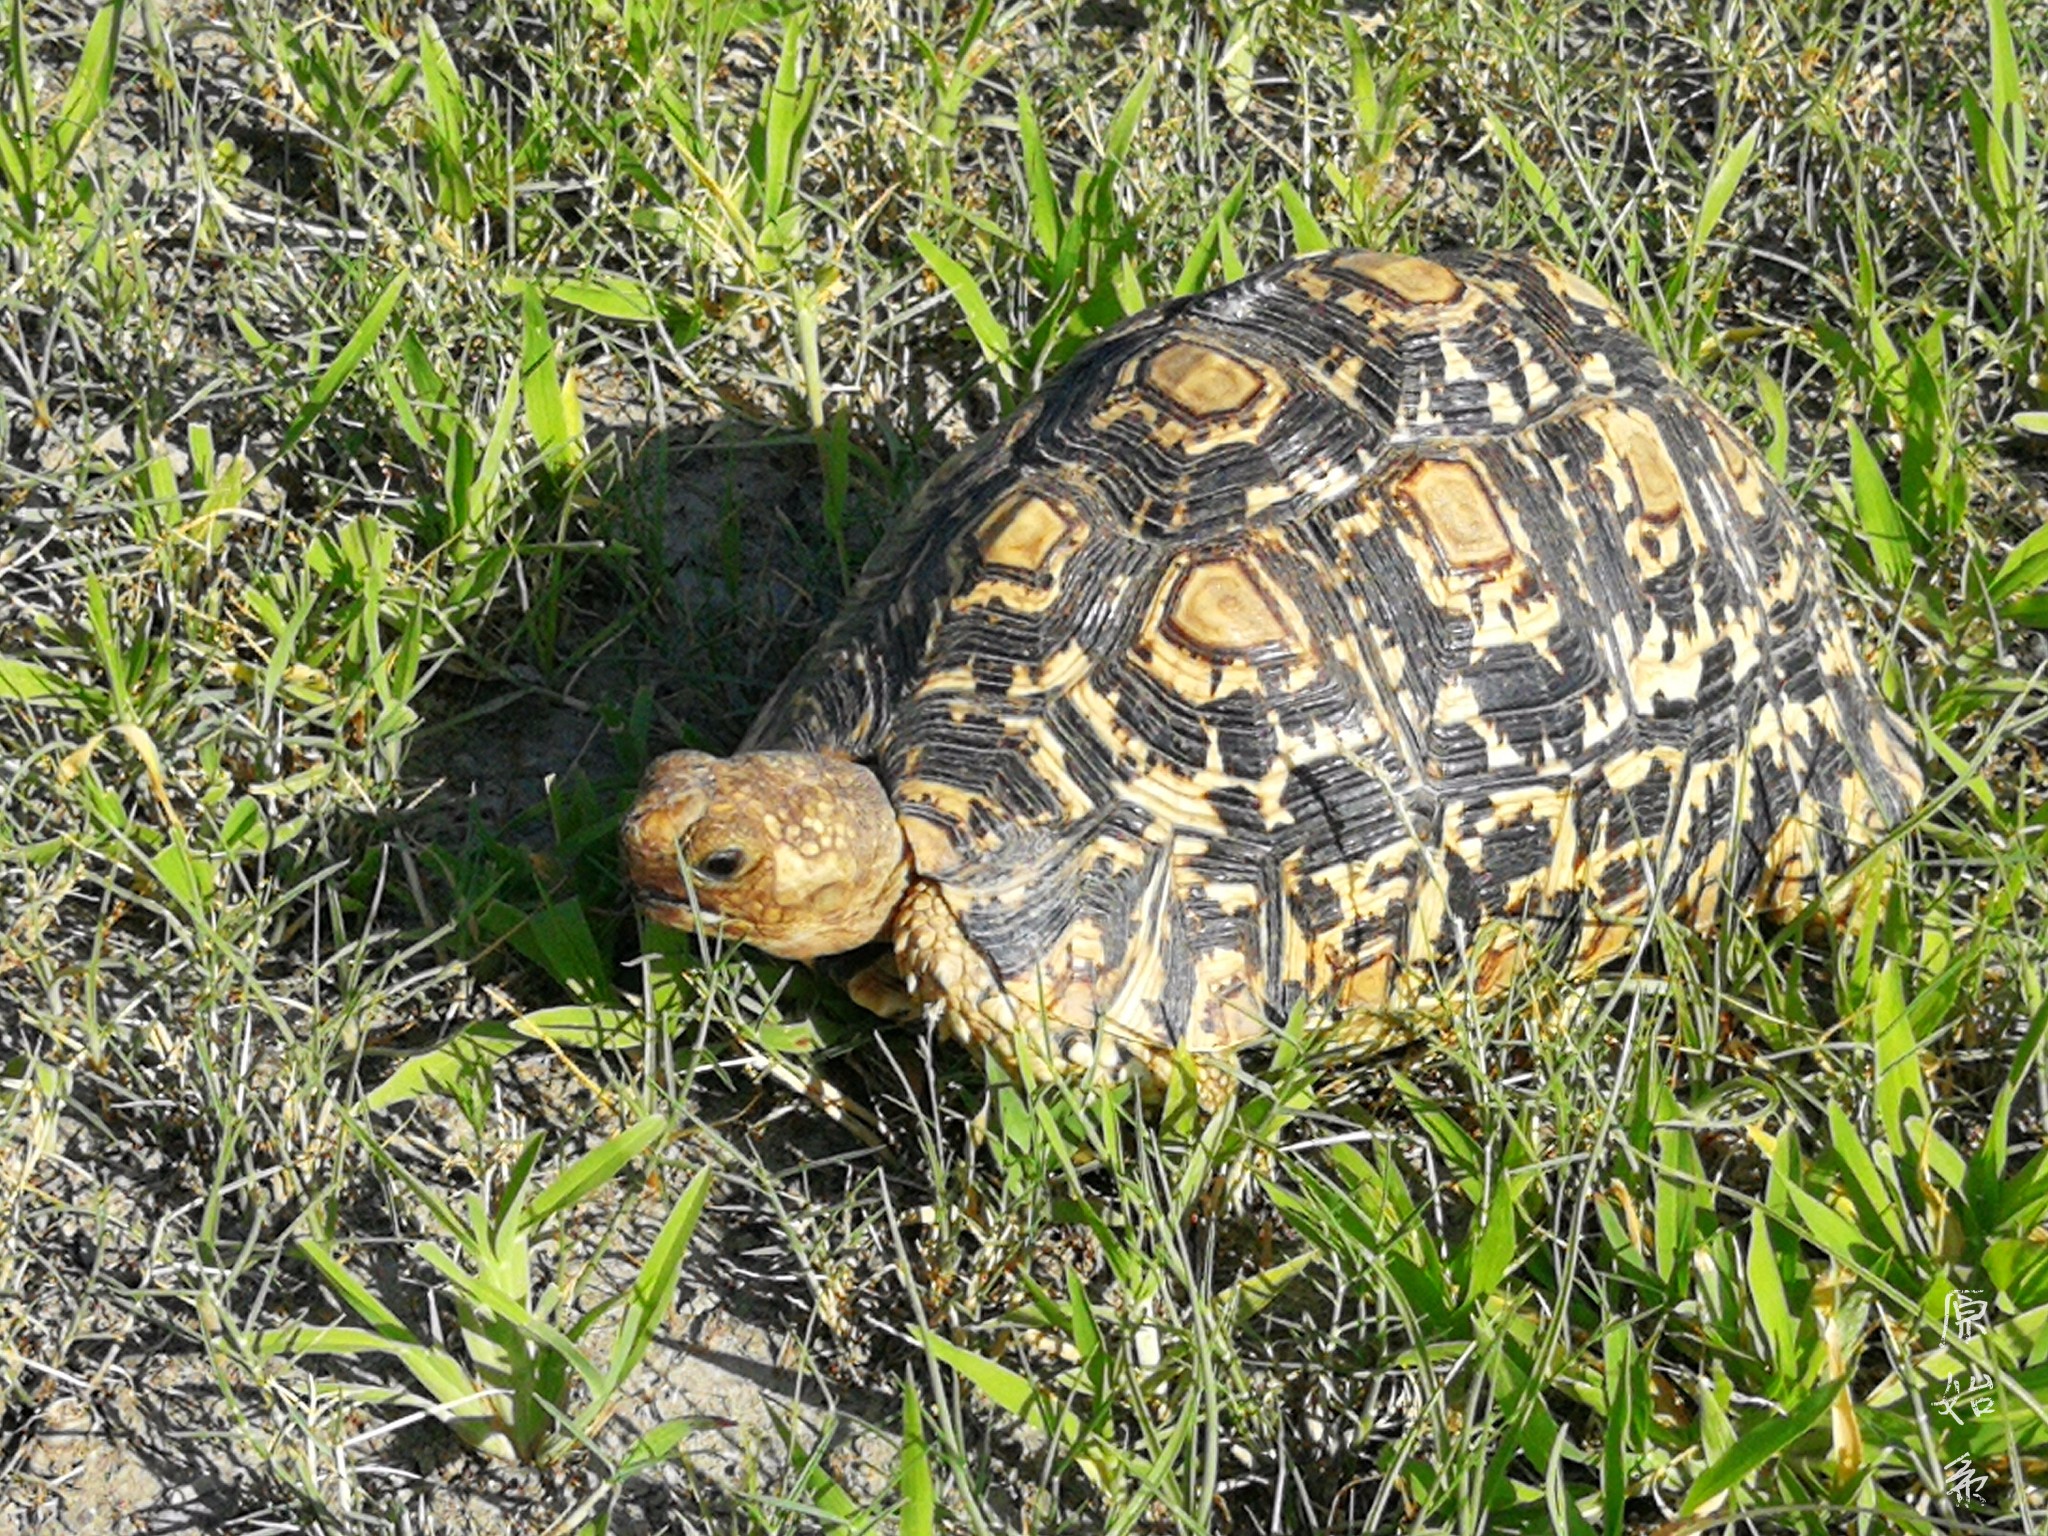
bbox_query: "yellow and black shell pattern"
[745,248,1923,1075]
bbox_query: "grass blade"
[601,1166,714,1392]
[48,1,123,173]
[417,15,474,218]
[1098,64,1155,170]
[907,230,1014,376]
[1679,1375,1843,1513]
[755,16,815,231]
[1689,122,1760,263]
[1990,520,2048,604]
[264,1322,496,1442]
[1015,86,1060,261]
[899,1383,935,1536]
[0,658,75,704]
[523,1115,670,1229]
[295,1239,417,1341]
[915,1327,1104,1485]
[616,1415,724,1479]
[1485,110,1580,245]
[1746,1211,1798,1381]
[1843,419,1918,588]
[359,1021,527,1111]
[1173,168,1254,296]
[1276,183,1330,254]
[508,273,662,324]
[520,286,584,469]
[276,273,406,461]
[1983,0,2027,219]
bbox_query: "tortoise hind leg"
[1751,743,1915,933]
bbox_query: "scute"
[1330,250,1468,305]
[1160,552,1305,661]
[1397,457,1516,573]
[1143,341,1269,418]
[976,492,1076,572]
[737,247,1924,1088]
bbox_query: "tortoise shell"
[702,249,1923,1085]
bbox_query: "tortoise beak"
[632,884,733,934]
[631,887,693,924]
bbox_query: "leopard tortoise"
[622,248,1923,1095]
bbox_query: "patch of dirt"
[0,1077,897,1534]
[0,1356,243,1536]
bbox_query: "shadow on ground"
[1,419,946,1532]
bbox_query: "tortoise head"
[620,750,912,961]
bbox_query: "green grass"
[2,0,2046,1531]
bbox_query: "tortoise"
[621,248,1923,1096]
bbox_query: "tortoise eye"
[694,847,747,882]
